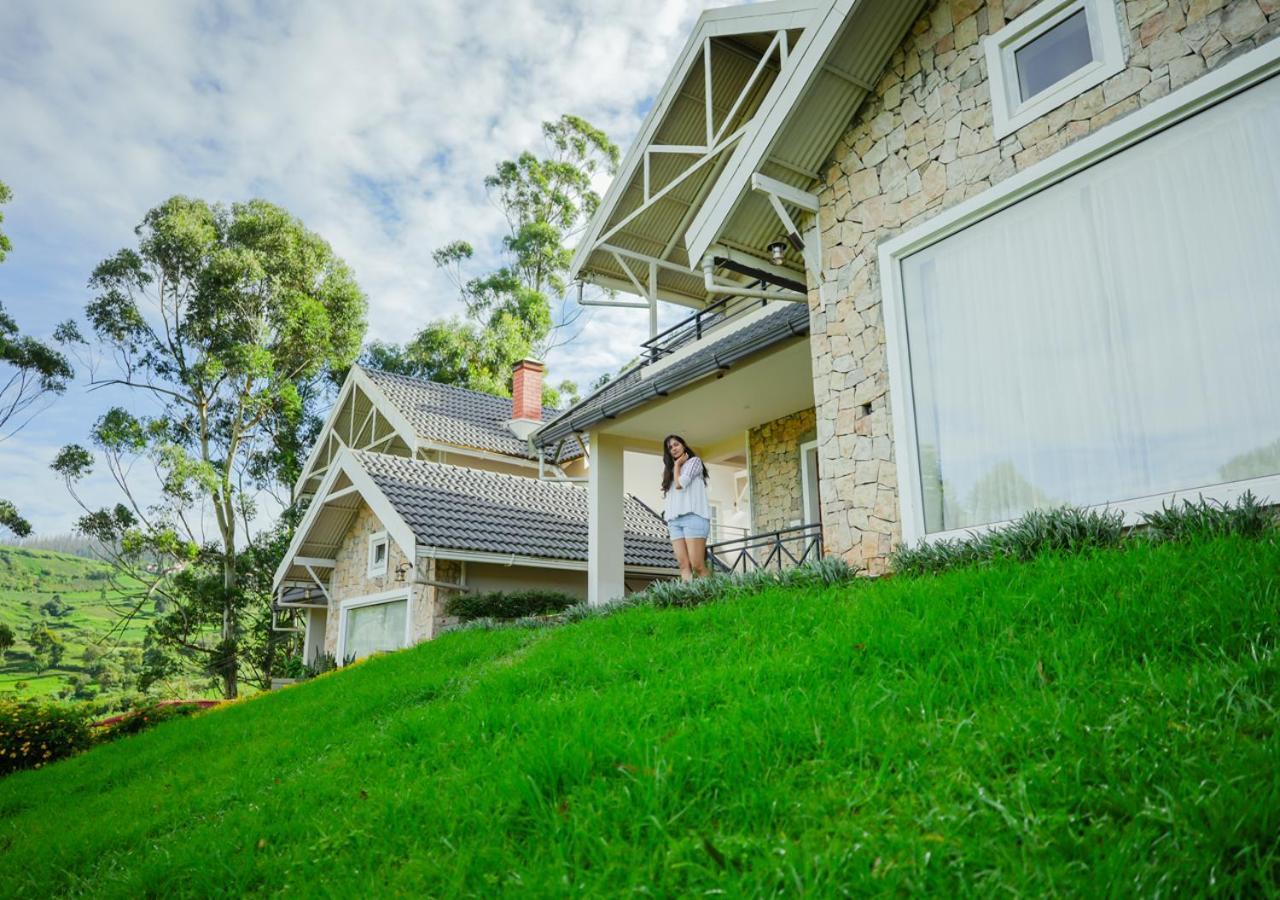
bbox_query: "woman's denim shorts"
[667,512,710,540]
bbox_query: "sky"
[0,0,737,536]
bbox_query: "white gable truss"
[572,0,928,317]
[294,367,419,501]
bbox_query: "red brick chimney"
[511,359,544,422]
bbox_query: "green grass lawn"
[1,535,1276,896]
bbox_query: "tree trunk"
[221,525,239,700]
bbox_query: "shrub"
[640,557,861,610]
[0,700,94,776]
[446,589,579,622]
[99,701,205,740]
[892,505,1126,577]
[1140,490,1276,543]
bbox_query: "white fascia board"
[272,449,417,592]
[570,0,824,282]
[685,0,852,265]
[418,545,677,577]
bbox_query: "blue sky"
[0,0,732,535]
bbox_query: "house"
[273,361,683,664]
[534,0,1280,603]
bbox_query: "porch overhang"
[532,301,811,450]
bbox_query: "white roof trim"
[570,0,823,284]
[273,448,417,592]
[684,0,853,265]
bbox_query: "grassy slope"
[1,536,1277,896]
[0,546,152,700]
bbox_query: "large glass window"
[343,599,407,661]
[900,75,1280,534]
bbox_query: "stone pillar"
[587,430,626,606]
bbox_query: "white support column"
[587,431,626,606]
[648,261,658,339]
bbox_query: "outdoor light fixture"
[767,239,788,266]
[394,561,413,583]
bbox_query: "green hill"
[1,535,1277,895]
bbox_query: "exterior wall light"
[767,240,787,266]
[394,561,413,583]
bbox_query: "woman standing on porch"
[662,434,712,582]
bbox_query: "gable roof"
[569,0,823,308]
[362,368,582,464]
[354,451,675,569]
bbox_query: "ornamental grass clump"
[892,505,1126,576]
[1140,490,1276,543]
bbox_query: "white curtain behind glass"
[344,600,407,660]
[902,74,1280,533]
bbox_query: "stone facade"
[808,0,1280,575]
[748,407,817,534]
[323,502,417,656]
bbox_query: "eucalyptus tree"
[54,196,366,698]
[0,179,76,537]
[365,115,618,399]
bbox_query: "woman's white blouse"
[664,456,712,521]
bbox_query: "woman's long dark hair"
[661,434,709,495]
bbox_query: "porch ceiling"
[594,336,813,448]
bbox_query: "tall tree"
[0,180,76,537]
[54,196,366,698]
[364,115,618,400]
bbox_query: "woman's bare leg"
[684,537,708,578]
[671,539,693,582]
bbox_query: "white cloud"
[0,0,742,532]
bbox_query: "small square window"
[367,532,389,578]
[1015,9,1093,101]
[986,0,1127,139]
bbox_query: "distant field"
[0,545,208,704]
[2,534,1275,895]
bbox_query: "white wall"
[623,449,750,542]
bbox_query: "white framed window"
[880,43,1280,546]
[985,0,1127,139]
[367,531,389,579]
[336,590,412,664]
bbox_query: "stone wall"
[748,408,817,534]
[809,0,1280,575]
[323,502,416,656]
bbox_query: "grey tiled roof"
[533,302,810,447]
[361,368,583,464]
[353,450,677,569]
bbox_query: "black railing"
[639,295,770,363]
[706,523,823,575]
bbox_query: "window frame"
[879,42,1280,547]
[985,0,1127,140]
[367,530,389,579]
[799,440,821,527]
[335,589,413,665]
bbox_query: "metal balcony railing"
[639,295,771,363]
[706,523,824,575]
